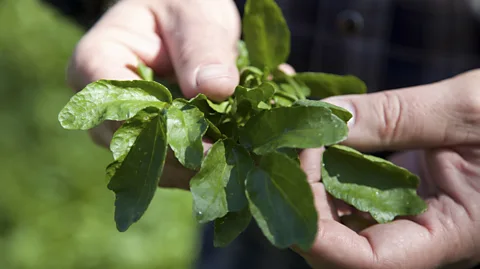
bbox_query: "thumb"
[155,0,241,101]
[324,74,480,152]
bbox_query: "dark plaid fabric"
[42,0,480,268]
[236,0,480,92]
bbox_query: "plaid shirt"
[42,0,480,268]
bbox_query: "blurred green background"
[0,0,199,268]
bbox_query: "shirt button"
[336,10,364,35]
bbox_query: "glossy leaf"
[239,106,348,154]
[245,152,317,250]
[294,72,367,99]
[166,101,208,170]
[293,99,352,123]
[107,113,168,232]
[110,107,159,160]
[214,207,252,247]
[190,140,254,223]
[243,0,290,70]
[322,145,428,223]
[58,80,171,130]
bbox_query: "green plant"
[58,0,427,251]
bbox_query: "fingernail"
[196,64,233,86]
[326,99,356,128]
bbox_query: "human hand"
[293,70,480,269]
[66,0,241,188]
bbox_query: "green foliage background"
[0,0,198,268]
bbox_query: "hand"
[293,70,480,269]
[66,0,240,188]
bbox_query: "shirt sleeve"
[40,0,118,29]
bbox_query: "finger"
[297,217,446,269]
[278,63,296,75]
[295,150,445,268]
[67,0,172,91]
[153,0,241,101]
[294,220,374,269]
[324,71,480,152]
[299,148,324,184]
[298,148,339,221]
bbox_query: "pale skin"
[66,0,480,268]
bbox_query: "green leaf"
[245,152,317,250]
[137,62,154,81]
[322,145,427,223]
[242,0,290,70]
[294,72,367,99]
[106,112,168,232]
[214,207,252,247]
[239,66,264,88]
[276,148,300,163]
[236,40,250,70]
[205,118,224,141]
[217,121,239,140]
[234,82,275,113]
[224,141,255,212]
[166,101,208,170]
[190,140,254,223]
[239,106,348,155]
[188,94,230,114]
[155,79,184,99]
[106,160,122,182]
[110,107,160,160]
[273,69,311,97]
[58,80,172,130]
[293,99,352,123]
[273,94,295,107]
[276,83,300,102]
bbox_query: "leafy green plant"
[58,0,427,250]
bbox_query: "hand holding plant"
[60,0,480,268]
[60,0,429,252]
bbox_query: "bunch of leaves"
[58,0,427,251]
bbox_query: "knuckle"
[450,72,480,141]
[460,89,480,124]
[454,69,480,117]
[304,166,320,183]
[432,69,480,144]
[376,91,404,146]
